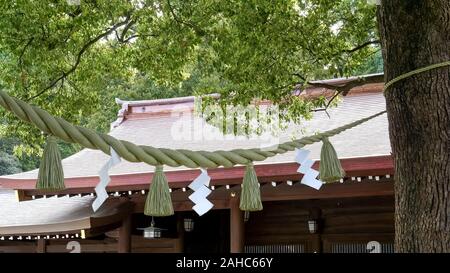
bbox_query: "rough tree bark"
[377,1,450,252]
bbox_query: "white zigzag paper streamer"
[92,147,121,212]
[295,148,323,190]
[188,169,213,216]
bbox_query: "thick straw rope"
[0,90,386,169]
[384,61,450,92]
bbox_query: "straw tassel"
[144,165,174,216]
[319,137,345,183]
[36,136,65,190]
[240,163,263,211]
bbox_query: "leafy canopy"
[0,0,380,153]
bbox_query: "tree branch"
[66,78,82,94]
[121,33,158,43]
[27,19,131,101]
[343,40,380,54]
[311,91,341,113]
[166,0,206,36]
[19,38,34,66]
[19,37,34,92]
[300,39,381,66]
[298,73,384,112]
[115,18,138,43]
[294,73,384,95]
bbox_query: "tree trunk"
[377,1,450,252]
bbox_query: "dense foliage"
[0,0,381,165]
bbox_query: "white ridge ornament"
[295,148,323,190]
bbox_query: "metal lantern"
[138,217,165,239]
[308,220,318,234]
[184,218,194,232]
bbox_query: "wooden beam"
[15,190,32,201]
[46,242,118,253]
[5,155,394,195]
[36,238,46,253]
[260,181,393,201]
[129,180,393,213]
[132,197,231,213]
[117,214,132,253]
[230,197,244,253]
[0,245,37,253]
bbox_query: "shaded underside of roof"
[1,92,390,181]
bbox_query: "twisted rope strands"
[0,90,386,169]
[383,61,450,92]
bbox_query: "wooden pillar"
[310,234,322,253]
[36,238,46,253]
[230,196,245,253]
[15,190,32,201]
[176,214,185,253]
[118,214,132,253]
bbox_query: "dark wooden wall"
[0,236,183,253]
[0,196,394,253]
[244,196,394,253]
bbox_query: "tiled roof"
[0,190,93,229]
[0,74,390,234]
[1,89,390,181]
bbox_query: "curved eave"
[0,198,133,236]
[0,155,393,197]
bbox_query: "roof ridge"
[115,93,220,107]
[115,73,384,107]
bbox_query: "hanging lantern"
[308,220,318,234]
[184,218,194,232]
[138,217,165,239]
